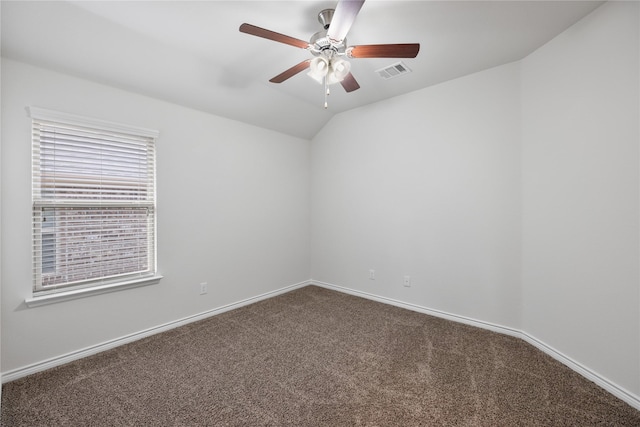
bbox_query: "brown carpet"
[2,285,639,426]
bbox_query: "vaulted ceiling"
[1,1,603,139]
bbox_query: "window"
[30,107,160,299]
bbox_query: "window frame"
[27,107,162,307]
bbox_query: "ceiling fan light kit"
[308,55,352,108]
[239,0,420,108]
[307,56,351,85]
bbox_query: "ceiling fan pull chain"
[324,77,329,109]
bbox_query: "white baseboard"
[518,332,640,411]
[1,280,311,384]
[311,280,640,412]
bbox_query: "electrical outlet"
[403,276,411,287]
[369,269,375,280]
[199,282,208,295]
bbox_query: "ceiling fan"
[239,0,420,108]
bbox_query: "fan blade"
[269,60,311,83]
[327,0,365,43]
[239,23,310,49]
[340,73,360,92]
[349,43,420,58]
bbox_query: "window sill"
[25,275,163,308]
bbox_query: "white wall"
[311,62,522,329]
[522,1,639,396]
[1,59,311,373]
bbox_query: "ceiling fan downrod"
[317,8,334,29]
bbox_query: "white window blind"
[30,107,159,295]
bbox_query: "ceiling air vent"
[376,61,412,80]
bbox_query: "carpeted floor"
[2,285,640,426]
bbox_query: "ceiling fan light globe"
[308,57,329,84]
[326,58,351,84]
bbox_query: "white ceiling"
[2,0,603,139]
